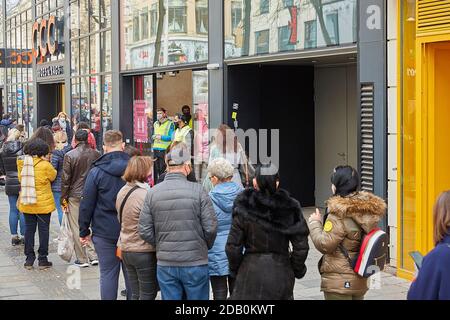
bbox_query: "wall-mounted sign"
[134,100,148,143]
[0,49,33,67]
[37,63,64,80]
[32,15,59,59]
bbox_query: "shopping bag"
[57,213,74,262]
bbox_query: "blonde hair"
[54,131,68,151]
[58,112,68,119]
[6,128,21,142]
[103,130,123,147]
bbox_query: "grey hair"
[208,157,235,181]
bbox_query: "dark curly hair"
[23,138,50,157]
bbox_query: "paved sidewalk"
[0,190,411,300]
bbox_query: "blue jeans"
[53,192,63,225]
[8,195,25,236]
[157,265,209,300]
[92,236,131,300]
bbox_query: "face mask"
[157,114,163,121]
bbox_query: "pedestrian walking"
[51,131,72,225]
[207,158,243,300]
[139,142,217,300]
[308,165,386,300]
[226,163,309,300]
[79,130,131,300]
[152,108,175,184]
[407,191,450,300]
[0,128,25,246]
[18,138,57,270]
[116,156,157,300]
[62,129,100,268]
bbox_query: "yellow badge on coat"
[323,221,333,232]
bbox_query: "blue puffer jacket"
[208,182,243,276]
[79,151,130,241]
[407,234,450,300]
[51,145,72,193]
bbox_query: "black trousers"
[23,213,51,262]
[122,251,158,300]
[210,276,235,300]
[153,150,167,184]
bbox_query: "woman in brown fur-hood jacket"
[308,166,386,300]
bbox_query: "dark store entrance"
[37,82,65,124]
[226,60,357,207]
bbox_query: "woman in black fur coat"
[226,164,309,300]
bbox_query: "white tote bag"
[57,213,74,262]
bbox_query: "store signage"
[32,15,59,58]
[0,49,33,67]
[37,63,64,79]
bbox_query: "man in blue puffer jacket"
[79,130,131,300]
[207,157,244,300]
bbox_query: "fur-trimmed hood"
[326,191,387,233]
[233,188,309,236]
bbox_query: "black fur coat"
[226,188,310,300]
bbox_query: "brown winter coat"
[116,182,155,253]
[308,191,386,296]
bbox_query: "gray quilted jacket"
[139,172,217,267]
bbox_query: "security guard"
[152,108,175,183]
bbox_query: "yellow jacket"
[17,157,57,214]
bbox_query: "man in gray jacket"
[139,142,217,300]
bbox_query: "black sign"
[37,64,64,79]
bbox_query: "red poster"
[288,6,298,45]
[134,100,148,142]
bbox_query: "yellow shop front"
[397,0,450,280]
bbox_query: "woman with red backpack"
[308,166,387,300]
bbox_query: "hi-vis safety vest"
[153,119,173,150]
[174,125,192,144]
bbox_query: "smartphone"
[409,251,424,270]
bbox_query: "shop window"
[255,29,269,54]
[90,0,100,32]
[196,0,208,34]
[326,12,339,45]
[169,5,187,33]
[304,20,317,49]
[100,0,111,29]
[278,25,295,52]
[260,0,270,14]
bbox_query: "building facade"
[0,0,402,275]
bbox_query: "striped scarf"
[20,155,37,205]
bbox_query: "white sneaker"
[74,260,90,268]
[90,259,99,266]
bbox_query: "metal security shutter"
[417,0,450,35]
[360,83,374,192]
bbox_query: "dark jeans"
[23,213,51,262]
[153,149,167,184]
[92,236,132,300]
[157,265,209,300]
[122,251,158,300]
[210,275,235,300]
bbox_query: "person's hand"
[80,235,91,247]
[309,208,322,223]
[155,134,162,140]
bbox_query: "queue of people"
[0,107,448,302]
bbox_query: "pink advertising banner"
[133,100,148,143]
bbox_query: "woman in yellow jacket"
[18,138,57,270]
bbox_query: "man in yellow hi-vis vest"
[181,105,193,129]
[152,108,175,183]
